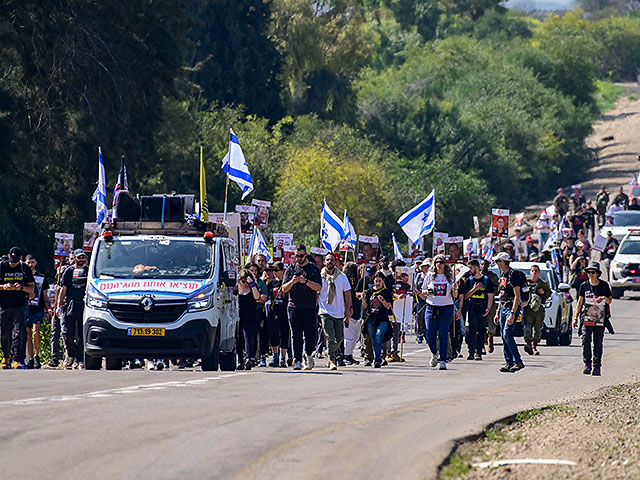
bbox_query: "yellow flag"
[200,145,209,222]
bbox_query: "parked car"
[605,210,640,241]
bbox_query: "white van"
[83,220,239,371]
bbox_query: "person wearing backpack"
[523,264,551,356]
[493,252,527,372]
[462,260,494,361]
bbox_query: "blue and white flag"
[550,248,561,278]
[397,190,435,245]
[543,228,559,251]
[342,210,357,250]
[248,227,272,263]
[320,201,344,251]
[92,147,108,226]
[392,233,404,261]
[221,129,254,200]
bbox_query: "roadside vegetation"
[2,2,640,267]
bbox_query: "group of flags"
[92,130,439,258]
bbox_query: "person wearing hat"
[56,249,89,369]
[493,251,526,372]
[523,264,551,356]
[525,235,538,259]
[573,261,612,376]
[535,211,551,251]
[0,247,35,369]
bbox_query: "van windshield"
[94,238,213,279]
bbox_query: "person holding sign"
[573,262,612,376]
[422,254,456,371]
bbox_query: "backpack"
[528,291,543,312]
[508,269,530,308]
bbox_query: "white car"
[490,262,573,346]
[604,210,640,241]
[609,230,640,299]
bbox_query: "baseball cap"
[525,235,533,242]
[494,252,511,263]
[575,240,584,248]
[74,249,87,258]
[8,247,22,263]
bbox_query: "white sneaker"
[304,356,314,370]
[293,361,303,370]
[439,362,447,370]
[146,360,156,370]
[430,354,438,367]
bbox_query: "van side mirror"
[220,270,237,287]
[557,283,571,293]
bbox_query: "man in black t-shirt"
[494,252,526,373]
[0,247,35,369]
[573,261,612,376]
[267,262,289,368]
[24,254,50,369]
[282,244,322,370]
[463,260,495,361]
[57,249,89,369]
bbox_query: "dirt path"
[526,82,640,218]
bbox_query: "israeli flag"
[321,201,344,251]
[342,210,357,250]
[221,129,254,200]
[91,147,108,226]
[392,233,404,261]
[543,228,558,251]
[248,227,272,263]
[397,190,435,244]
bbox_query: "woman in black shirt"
[237,268,261,370]
[362,272,393,368]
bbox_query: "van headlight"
[611,261,624,270]
[86,283,108,310]
[187,284,214,312]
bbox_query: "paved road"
[1,294,638,480]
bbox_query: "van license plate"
[633,278,640,283]
[127,328,165,337]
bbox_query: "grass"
[515,404,575,421]
[629,95,639,101]
[595,80,626,113]
[440,454,471,480]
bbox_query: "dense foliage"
[2,1,640,269]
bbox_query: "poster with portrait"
[393,266,414,295]
[240,232,252,258]
[514,240,528,261]
[235,205,255,234]
[272,233,294,261]
[310,247,329,256]
[251,199,271,229]
[445,236,464,264]
[561,228,575,239]
[408,237,424,258]
[473,216,480,233]
[283,245,297,265]
[54,233,74,258]
[592,234,608,252]
[514,212,525,228]
[82,223,100,252]
[492,209,509,238]
[583,290,606,327]
[463,238,479,258]
[357,235,380,264]
[432,232,448,255]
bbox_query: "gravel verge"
[438,383,640,480]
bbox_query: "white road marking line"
[472,459,577,468]
[1,372,255,406]
[403,348,430,356]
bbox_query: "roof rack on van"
[103,220,227,237]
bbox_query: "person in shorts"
[24,255,50,369]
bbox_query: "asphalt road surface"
[2,294,638,480]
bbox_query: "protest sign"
[491,209,509,238]
[592,234,608,252]
[473,216,479,233]
[454,264,470,283]
[514,212,525,228]
[514,240,528,261]
[445,236,463,263]
[408,237,424,258]
[54,233,74,257]
[283,245,297,265]
[463,238,479,258]
[392,266,414,327]
[273,233,294,261]
[561,228,574,239]
[357,235,380,264]
[240,233,252,257]
[82,223,100,252]
[235,205,255,234]
[432,232,448,255]
[251,199,271,228]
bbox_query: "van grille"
[108,300,187,324]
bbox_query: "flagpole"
[223,174,230,222]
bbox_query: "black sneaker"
[344,355,360,365]
[499,364,513,373]
[374,362,381,368]
[381,359,388,366]
[27,358,34,369]
[524,344,534,355]
[364,360,372,367]
[510,362,525,372]
[33,355,41,369]
[583,364,592,375]
[45,359,59,368]
[466,353,474,360]
[236,362,245,371]
[337,357,346,367]
[474,353,482,361]
[592,366,601,376]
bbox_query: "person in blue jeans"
[493,252,526,373]
[362,272,393,368]
[422,254,456,370]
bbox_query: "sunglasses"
[295,253,306,258]
[435,261,445,265]
[587,270,598,275]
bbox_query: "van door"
[219,240,239,352]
